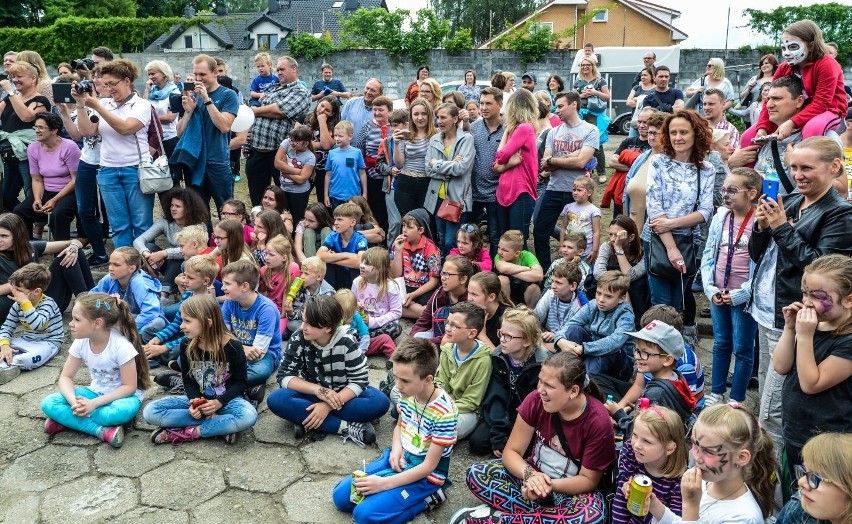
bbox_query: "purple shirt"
[27,138,80,192]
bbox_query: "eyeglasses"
[440,271,459,279]
[220,211,240,217]
[647,130,659,137]
[581,64,592,67]
[719,186,749,196]
[634,348,667,360]
[795,465,833,490]
[705,64,713,68]
[444,321,468,332]
[212,235,227,241]
[32,125,49,131]
[103,80,122,88]
[497,330,523,343]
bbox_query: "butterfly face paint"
[782,36,808,66]
[802,285,834,315]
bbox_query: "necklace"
[412,385,436,448]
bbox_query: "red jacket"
[756,55,847,133]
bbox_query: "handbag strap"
[550,412,582,472]
[150,105,167,160]
[769,139,796,194]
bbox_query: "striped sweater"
[0,294,64,348]
[611,439,683,524]
[277,325,368,396]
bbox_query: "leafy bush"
[491,8,607,65]
[444,28,473,55]
[287,32,335,60]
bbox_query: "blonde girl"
[613,405,689,523]
[144,294,257,445]
[41,293,151,447]
[467,271,513,348]
[90,246,167,341]
[469,306,547,457]
[259,234,300,317]
[393,98,437,220]
[352,246,403,358]
[773,254,852,476]
[649,403,776,523]
[450,223,492,272]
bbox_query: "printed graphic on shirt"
[529,429,580,479]
[190,360,231,398]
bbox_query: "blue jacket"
[556,300,634,357]
[700,206,756,307]
[91,270,166,329]
[172,108,206,186]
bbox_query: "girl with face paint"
[744,19,848,144]
[773,254,852,480]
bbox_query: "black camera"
[70,58,95,70]
[74,80,94,94]
[0,72,8,81]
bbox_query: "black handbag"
[648,232,698,279]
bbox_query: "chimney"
[268,0,278,13]
[183,6,195,18]
[345,0,359,10]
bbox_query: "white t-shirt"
[653,481,764,524]
[149,96,177,140]
[68,330,143,401]
[97,94,152,167]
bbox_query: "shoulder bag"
[136,106,173,195]
[647,180,702,279]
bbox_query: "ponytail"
[543,351,604,403]
[746,424,777,518]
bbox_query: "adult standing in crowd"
[641,66,684,114]
[545,74,563,114]
[16,51,53,104]
[174,54,239,215]
[143,60,181,183]
[623,110,667,231]
[73,58,151,249]
[341,78,382,141]
[310,63,350,106]
[738,54,778,124]
[0,61,51,214]
[418,78,442,113]
[520,73,536,92]
[470,87,504,260]
[633,51,656,87]
[574,56,610,184]
[305,95,340,207]
[2,52,16,74]
[685,57,736,114]
[536,91,599,272]
[457,70,481,103]
[14,112,78,241]
[626,66,656,138]
[73,46,113,81]
[749,136,852,460]
[702,88,740,152]
[404,66,430,107]
[642,110,714,348]
[354,95,394,232]
[244,55,310,207]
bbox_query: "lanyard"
[722,208,754,290]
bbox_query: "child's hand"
[324,196,331,208]
[680,467,703,505]
[389,446,405,472]
[188,402,203,419]
[144,344,168,360]
[284,299,294,314]
[353,474,388,496]
[542,331,554,342]
[782,302,804,329]
[303,402,331,430]
[620,478,632,499]
[249,231,258,243]
[522,471,552,501]
[605,400,620,415]
[244,346,264,361]
[317,386,344,410]
[796,306,819,336]
[0,345,13,365]
[393,234,405,251]
[711,292,725,306]
[8,288,30,304]
[295,220,306,235]
[199,399,222,416]
[493,449,503,458]
[402,295,413,308]
[72,396,95,417]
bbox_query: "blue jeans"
[496,192,535,250]
[246,351,278,387]
[434,202,467,257]
[142,395,257,437]
[267,386,390,434]
[41,387,141,438]
[563,325,632,380]
[191,162,234,215]
[332,448,442,524]
[140,317,167,345]
[710,302,757,402]
[534,189,573,271]
[645,241,693,311]
[2,155,31,212]
[75,160,107,259]
[97,165,154,248]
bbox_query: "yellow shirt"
[438,145,450,199]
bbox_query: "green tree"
[0,0,44,28]
[338,8,450,64]
[744,3,852,57]
[432,0,538,45]
[74,0,137,19]
[136,0,189,17]
[492,9,604,64]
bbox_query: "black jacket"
[480,346,549,452]
[749,188,852,328]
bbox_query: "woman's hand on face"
[613,230,628,249]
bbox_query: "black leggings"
[245,149,278,207]
[45,254,96,313]
[394,174,430,220]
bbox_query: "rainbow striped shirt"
[397,389,458,485]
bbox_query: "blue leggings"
[41,387,141,438]
[332,448,442,524]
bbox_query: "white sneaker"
[0,363,21,385]
[704,392,724,407]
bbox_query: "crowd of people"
[0,15,851,524]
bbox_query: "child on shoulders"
[317,202,369,289]
[353,246,403,358]
[248,52,279,107]
[495,230,543,308]
[534,261,588,352]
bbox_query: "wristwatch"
[546,157,553,166]
[615,249,625,256]
[204,100,213,106]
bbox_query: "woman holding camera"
[0,61,51,216]
[73,58,153,249]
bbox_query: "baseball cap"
[522,72,537,83]
[626,320,684,360]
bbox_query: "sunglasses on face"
[796,465,832,490]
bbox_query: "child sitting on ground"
[334,289,370,353]
[352,246,403,358]
[294,202,333,263]
[449,223,492,272]
[0,264,63,383]
[317,202,369,289]
[392,208,441,320]
[495,229,543,308]
[268,295,390,446]
[332,337,458,523]
[436,301,492,440]
[534,262,588,352]
[543,233,590,292]
[554,270,634,380]
[258,234,301,326]
[221,260,283,406]
[285,256,336,334]
[560,177,601,262]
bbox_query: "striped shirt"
[397,388,458,485]
[470,118,504,202]
[0,294,63,348]
[354,119,386,179]
[612,439,683,524]
[398,137,429,173]
[276,326,369,396]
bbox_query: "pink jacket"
[494,123,538,207]
[448,246,493,272]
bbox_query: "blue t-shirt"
[250,73,279,95]
[221,293,282,361]
[196,86,240,165]
[326,146,365,200]
[322,230,368,279]
[311,79,347,98]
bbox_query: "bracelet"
[204,100,213,106]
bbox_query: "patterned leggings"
[466,460,606,524]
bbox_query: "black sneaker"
[87,254,109,267]
[423,486,447,511]
[167,360,181,373]
[448,504,500,524]
[748,376,759,390]
[154,372,184,394]
[341,421,376,449]
[247,384,265,407]
[293,423,306,440]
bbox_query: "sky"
[385,0,846,50]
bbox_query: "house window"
[530,22,554,34]
[593,9,608,22]
[258,34,279,50]
[184,35,193,48]
[332,1,343,7]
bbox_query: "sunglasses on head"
[460,224,477,234]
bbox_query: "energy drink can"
[627,475,652,516]
[350,470,367,504]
